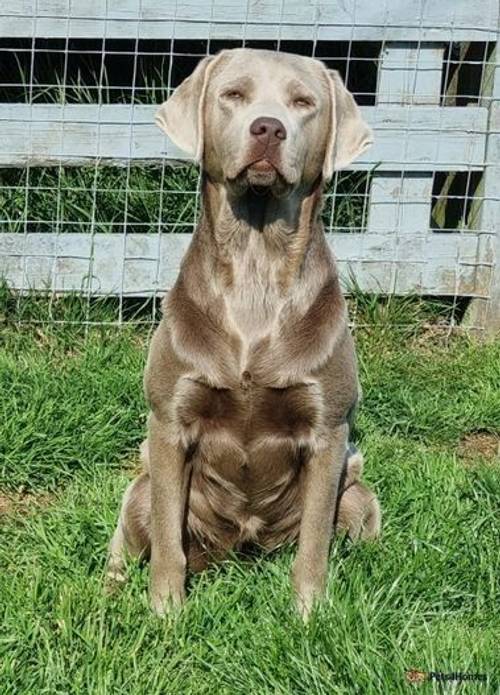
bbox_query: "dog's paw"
[105,568,126,586]
[104,561,127,595]
[291,565,325,622]
[293,581,322,622]
[149,577,186,617]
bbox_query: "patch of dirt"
[412,322,466,350]
[457,432,500,464]
[0,490,54,517]
[0,494,14,515]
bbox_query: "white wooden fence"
[0,1,499,332]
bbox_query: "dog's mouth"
[228,157,292,197]
[246,158,279,185]
[247,159,276,173]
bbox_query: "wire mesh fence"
[0,1,498,332]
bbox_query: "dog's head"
[156,48,372,197]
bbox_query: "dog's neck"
[173,175,334,354]
[167,175,345,386]
[197,175,328,292]
[203,174,317,237]
[212,183,308,239]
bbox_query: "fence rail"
[2,1,498,41]
[0,104,489,170]
[0,1,499,332]
[1,230,491,298]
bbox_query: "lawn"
[0,297,499,694]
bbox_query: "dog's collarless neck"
[200,175,322,250]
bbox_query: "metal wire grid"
[0,0,497,330]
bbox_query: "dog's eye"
[293,96,314,108]
[223,89,244,101]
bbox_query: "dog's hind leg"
[359,492,381,540]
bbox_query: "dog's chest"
[175,377,322,465]
[175,376,322,542]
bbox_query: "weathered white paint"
[464,45,500,335]
[367,172,434,236]
[377,43,445,106]
[368,44,444,241]
[1,0,498,41]
[0,103,488,171]
[0,232,492,298]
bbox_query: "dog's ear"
[155,55,218,161]
[323,70,373,180]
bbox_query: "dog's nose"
[249,117,287,146]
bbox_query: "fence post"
[366,43,445,293]
[464,45,500,336]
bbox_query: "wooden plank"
[377,43,445,106]
[0,231,492,297]
[0,104,488,171]
[464,45,500,335]
[367,172,434,235]
[1,0,498,41]
[368,44,443,237]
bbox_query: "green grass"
[0,165,200,235]
[0,164,371,236]
[1,298,499,693]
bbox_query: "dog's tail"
[346,443,364,482]
[334,443,362,528]
[139,438,149,472]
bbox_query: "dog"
[107,48,380,620]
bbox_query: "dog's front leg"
[292,423,348,621]
[149,412,189,616]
